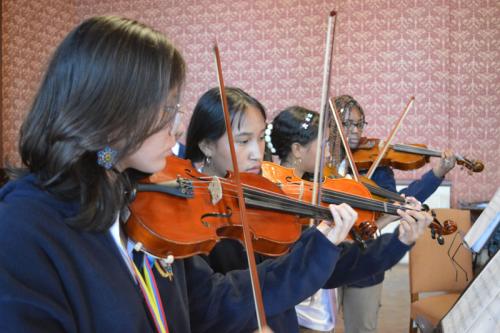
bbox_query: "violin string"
[184,181,328,218]
[191,180,404,212]
[259,178,405,204]
[174,178,414,216]
[321,192,399,215]
[157,176,420,217]
[243,188,332,220]
[242,181,410,215]
[392,144,441,157]
[361,183,406,202]
[200,186,416,218]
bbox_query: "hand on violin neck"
[396,209,433,245]
[317,203,357,246]
[404,196,422,210]
[375,196,423,230]
[432,149,456,178]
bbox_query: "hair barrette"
[301,113,313,130]
[264,123,276,154]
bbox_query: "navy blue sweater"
[177,133,413,332]
[0,175,347,333]
[348,166,443,288]
[205,217,411,332]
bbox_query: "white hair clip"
[301,113,313,130]
[264,123,276,154]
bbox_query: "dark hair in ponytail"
[270,106,319,161]
[185,87,266,163]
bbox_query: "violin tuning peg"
[134,242,144,252]
[165,254,174,264]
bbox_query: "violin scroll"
[422,205,458,245]
[353,138,485,175]
[457,157,484,173]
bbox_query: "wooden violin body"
[126,156,303,259]
[324,165,406,204]
[274,162,457,244]
[354,138,430,171]
[353,137,484,173]
[262,161,378,242]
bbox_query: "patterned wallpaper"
[2,0,77,163]
[2,0,499,206]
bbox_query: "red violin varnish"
[261,161,378,242]
[261,161,458,245]
[353,137,484,174]
[126,156,303,259]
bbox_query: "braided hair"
[329,95,366,167]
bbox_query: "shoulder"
[0,176,77,247]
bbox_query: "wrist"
[398,236,413,246]
[432,166,445,178]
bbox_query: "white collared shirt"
[296,289,336,331]
[109,216,137,280]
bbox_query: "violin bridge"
[209,177,223,205]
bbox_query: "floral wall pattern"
[2,0,499,206]
[2,0,77,165]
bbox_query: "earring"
[97,146,118,170]
[205,156,212,167]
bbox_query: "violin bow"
[213,42,267,330]
[365,96,415,179]
[311,10,337,210]
[328,98,361,182]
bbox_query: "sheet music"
[441,250,500,332]
[463,187,500,253]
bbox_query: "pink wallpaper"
[2,0,77,163]
[2,0,499,206]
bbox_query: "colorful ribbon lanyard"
[130,255,169,333]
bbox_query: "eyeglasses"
[163,103,184,135]
[164,103,182,114]
[342,120,367,130]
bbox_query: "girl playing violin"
[185,88,432,333]
[267,106,435,333]
[0,16,349,333]
[331,95,457,333]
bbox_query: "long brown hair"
[15,16,186,231]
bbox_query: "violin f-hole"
[201,207,233,227]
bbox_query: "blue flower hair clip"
[97,146,118,170]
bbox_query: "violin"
[353,137,484,173]
[324,164,406,203]
[262,161,378,243]
[263,161,457,245]
[126,156,357,259]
